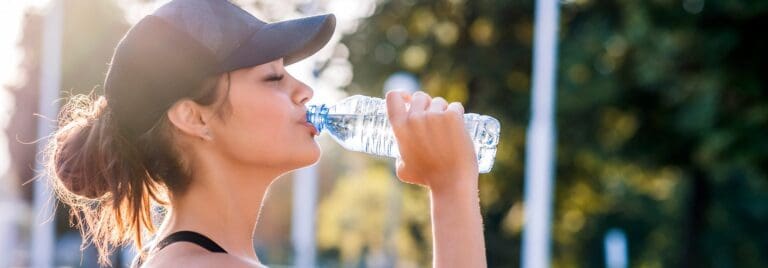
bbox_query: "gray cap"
[104,0,336,140]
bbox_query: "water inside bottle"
[322,113,401,158]
[317,112,499,173]
[307,95,500,173]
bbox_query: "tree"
[344,0,768,266]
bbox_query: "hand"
[387,91,487,267]
[386,91,479,192]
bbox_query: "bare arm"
[386,91,487,268]
[430,177,487,267]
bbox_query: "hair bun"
[54,122,108,199]
[52,96,112,199]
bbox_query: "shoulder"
[140,242,256,268]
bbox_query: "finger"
[386,91,410,126]
[447,101,465,115]
[428,97,448,112]
[409,91,431,114]
[388,89,413,102]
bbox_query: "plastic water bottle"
[306,95,500,173]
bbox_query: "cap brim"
[218,14,336,72]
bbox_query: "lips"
[303,122,319,136]
[298,108,319,136]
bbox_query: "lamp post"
[32,0,63,267]
[521,0,560,267]
[604,228,628,268]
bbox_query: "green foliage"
[344,0,768,266]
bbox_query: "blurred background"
[1,0,767,267]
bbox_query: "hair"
[44,73,231,265]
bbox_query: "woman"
[47,0,486,267]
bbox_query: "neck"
[157,156,283,261]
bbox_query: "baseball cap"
[103,0,336,140]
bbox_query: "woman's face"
[205,58,320,173]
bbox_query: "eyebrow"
[264,63,284,77]
[269,63,279,73]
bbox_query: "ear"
[167,99,213,141]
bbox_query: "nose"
[292,79,313,106]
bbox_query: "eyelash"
[264,74,284,82]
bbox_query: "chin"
[287,144,322,170]
[303,144,322,165]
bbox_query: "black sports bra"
[155,231,228,253]
[133,231,227,267]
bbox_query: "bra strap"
[155,231,228,253]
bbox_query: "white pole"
[521,0,560,267]
[604,229,628,268]
[291,164,318,268]
[0,200,21,267]
[32,0,63,267]
[289,53,320,268]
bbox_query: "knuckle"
[415,92,431,102]
[410,112,426,121]
[433,111,452,121]
[425,111,441,118]
[431,99,448,110]
[449,103,464,114]
[447,110,464,124]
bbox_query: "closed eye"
[263,73,284,82]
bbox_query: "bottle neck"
[306,104,329,132]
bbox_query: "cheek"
[219,93,298,159]
[232,97,291,142]
[213,86,318,168]
[228,85,288,127]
